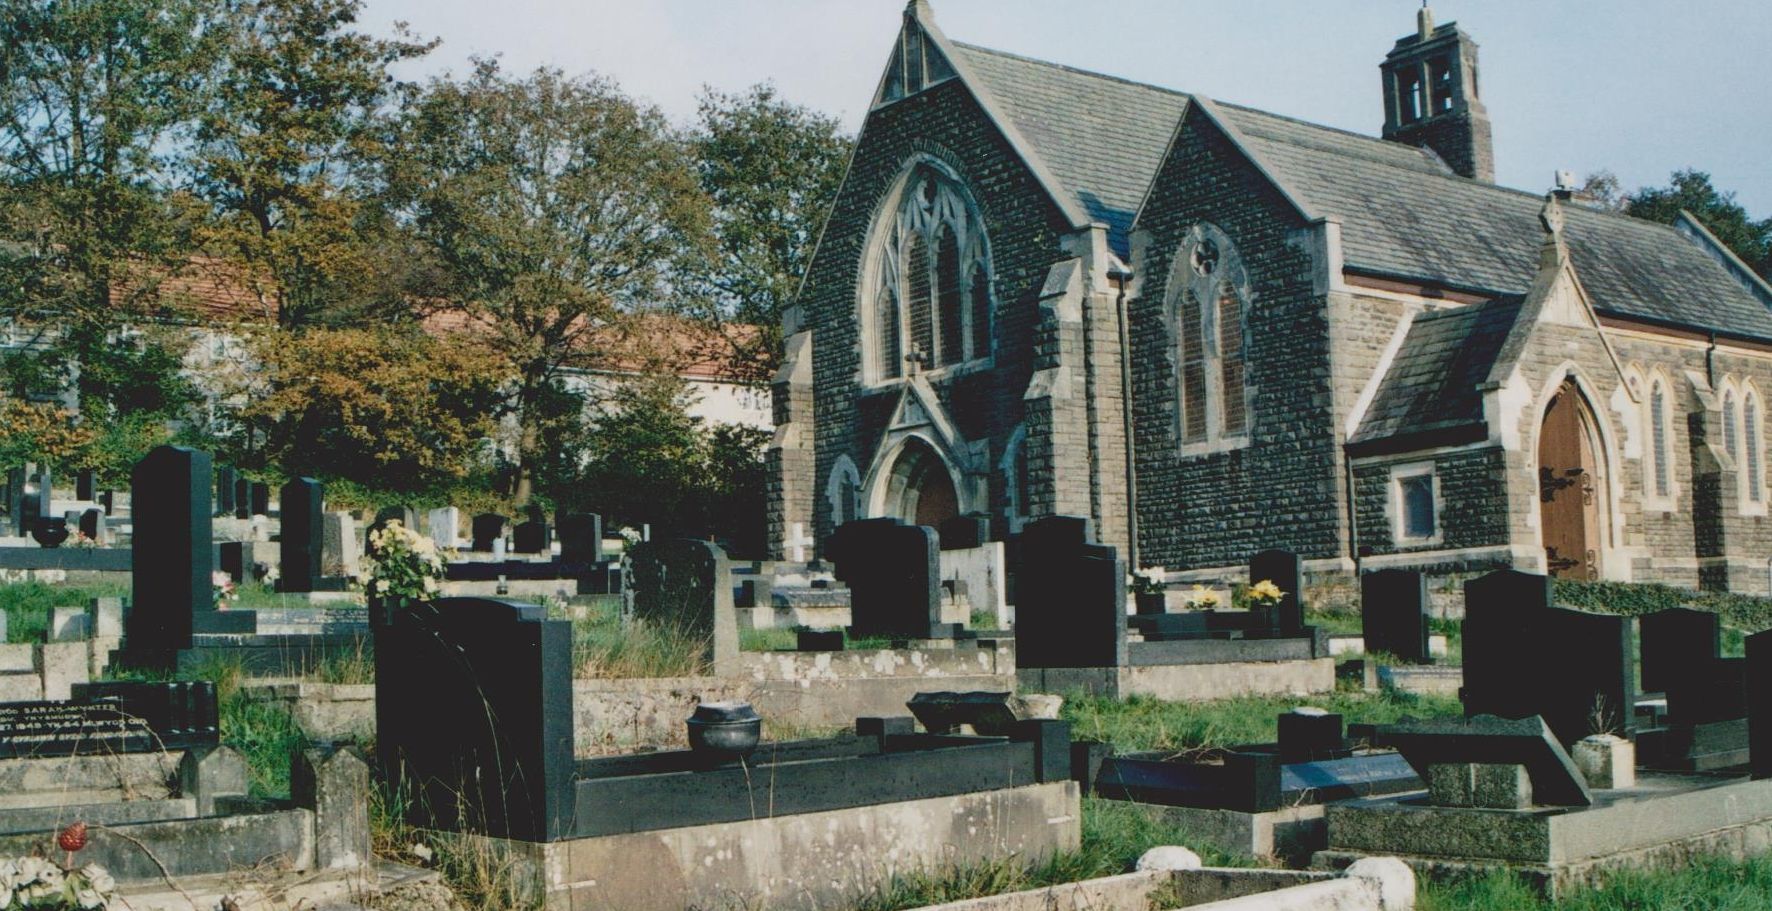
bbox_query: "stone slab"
[0,797,197,835]
[0,809,315,883]
[1378,715,1590,807]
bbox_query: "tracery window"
[1747,388,1765,504]
[1650,377,1671,499]
[863,163,993,383]
[1169,223,1253,451]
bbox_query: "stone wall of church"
[1128,112,1346,571]
[793,78,1074,551]
[1350,446,1516,567]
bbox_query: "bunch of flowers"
[1127,568,1166,596]
[1,825,118,909]
[66,531,97,550]
[1246,579,1286,609]
[1182,584,1221,611]
[211,571,237,610]
[362,520,448,603]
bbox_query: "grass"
[1419,857,1772,910]
[561,595,714,678]
[1061,687,1464,754]
[0,580,128,643]
[845,798,1250,911]
[739,626,901,652]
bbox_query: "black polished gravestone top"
[127,446,215,655]
[214,466,236,518]
[1462,570,1634,746]
[1,682,218,759]
[376,597,574,842]
[279,478,324,593]
[233,477,251,519]
[75,468,94,502]
[470,513,506,551]
[249,481,270,517]
[1750,629,1772,780]
[625,538,739,675]
[1361,570,1430,664]
[1640,608,1720,695]
[6,467,24,536]
[1249,549,1304,634]
[1379,714,1593,807]
[1014,516,1126,669]
[827,518,948,640]
[513,518,549,554]
[77,508,103,543]
[556,512,603,564]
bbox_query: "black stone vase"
[370,593,419,628]
[1134,592,1167,616]
[32,517,70,549]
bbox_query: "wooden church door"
[1539,378,1601,580]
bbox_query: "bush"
[1554,580,1772,631]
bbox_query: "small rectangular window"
[1399,472,1436,540]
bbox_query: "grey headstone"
[178,744,249,816]
[292,745,371,870]
[321,512,358,579]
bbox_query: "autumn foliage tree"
[235,326,506,494]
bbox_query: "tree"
[0,0,214,418]
[1626,170,1771,278]
[188,0,434,328]
[391,60,712,503]
[234,325,506,495]
[689,84,852,380]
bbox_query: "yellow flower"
[1184,585,1220,609]
[1248,579,1286,606]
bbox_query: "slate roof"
[1347,298,1522,450]
[940,36,1772,341]
[949,42,1187,257]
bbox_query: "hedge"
[1553,579,1772,632]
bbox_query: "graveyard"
[4,448,1772,909]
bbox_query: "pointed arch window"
[863,162,994,384]
[1747,389,1765,505]
[1170,223,1253,452]
[1725,388,1740,465]
[1647,375,1674,501]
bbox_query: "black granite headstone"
[97,490,114,516]
[513,519,549,554]
[375,597,574,842]
[279,478,324,593]
[1535,606,1635,744]
[3,682,218,758]
[1640,608,1720,695]
[249,482,270,517]
[1277,710,1345,763]
[1667,657,1747,725]
[233,478,251,519]
[1014,516,1126,668]
[471,514,505,552]
[1379,714,1592,807]
[1361,570,1430,664]
[20,472,44,536]
[127,446,215,656]
[1461,570,1552,722]
[214,467,237,518]
[1249,549,1303,634]
[938,514,990,551]
[218,541,245,583]
[77,508,102,542]
[1749,628,1772,780]
[556,512,603,564]
[75,469,94,501]
[827,517,947,640]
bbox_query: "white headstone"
[428,507,461,548]
[322,512,359,579]
[491,537,506,560]
[49,606,89,642]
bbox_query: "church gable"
[872,4,958,109]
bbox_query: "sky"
[357,1,1772,216]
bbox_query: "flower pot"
[32,517,70,549]
[686,701,761,762]
[1134,591,1167,616]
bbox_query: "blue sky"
[359,1,1772,215]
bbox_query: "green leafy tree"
[391,59,712,503]
[1627,170,1771,278]
[188,0,434,328]
[689,84,852,380]
[0,0,214,420]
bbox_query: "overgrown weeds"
[565,596,712,678]
[1061,688,1463,754]
[1419,856,1772,910]
[0,580,128,643]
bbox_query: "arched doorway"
[880,437,960,529]
[1539,378,1603,579]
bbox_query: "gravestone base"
[441,781,1079,911]
[1316,773,1772,898]
[1135,803,1328,867]
[1019,658,1334,701]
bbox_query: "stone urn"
[686,701,761,762]
[32,517,70,549]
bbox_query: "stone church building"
[768,2,1772,592]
